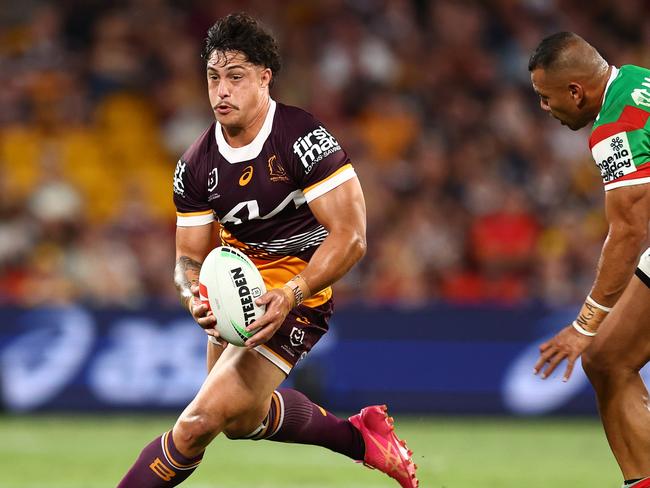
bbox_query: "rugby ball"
[198,246,266,346]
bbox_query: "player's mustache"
[214,102,238,110]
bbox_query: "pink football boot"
[349,405,419,488]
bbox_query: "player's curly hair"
[202,13,281,87]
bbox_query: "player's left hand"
[534,324,594,381]
[243,289,292,348]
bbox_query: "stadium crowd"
[0,0,648,308]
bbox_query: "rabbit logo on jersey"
[631,77,650,108]
[293,126,341,173]
[592,132,635,182]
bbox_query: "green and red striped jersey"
[590,65,650,191]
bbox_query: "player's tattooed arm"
[174,254,217,333]
[174,256,202,311]
[174,223,218,329]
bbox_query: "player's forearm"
[174,255,202,311]
[571,225,644,336]
[297,228,366,298]
[590,223,647,306]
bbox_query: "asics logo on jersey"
[173,160,186,195]
[292,126,341,173]
[296,316,310,325]
[239,166,254,186]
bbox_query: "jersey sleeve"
[173,158,215,227]
[590,105,650,191]
[284,111,356,203]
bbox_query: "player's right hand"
[243,288,292,349]
[533,324,593,382]
[188,283,218,336]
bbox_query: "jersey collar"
[215,98,276,163]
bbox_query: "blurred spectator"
[1,0,645,308]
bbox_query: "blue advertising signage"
[0,304,630,415]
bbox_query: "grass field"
[0,414,620,488]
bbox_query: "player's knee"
[222,407,269,440]
[582,340,613,378]
[222,424,249,440]
[175,409,226,450]
[582,346,604,381]
[582,341,632,383]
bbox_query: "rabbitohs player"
[530,31,650,488]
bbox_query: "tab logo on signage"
[592,132,635,182]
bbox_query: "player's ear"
[260,68,272,89]
[568,82,584,106]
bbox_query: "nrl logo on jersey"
[207,168,220,200]
[173,160,186,196]
[207,168,218,191]
[592,132,635,182]
[290,326,305,347]
[292,126,341,173]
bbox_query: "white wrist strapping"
[585,295,612,313]
[572,320,598,337]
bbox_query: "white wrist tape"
[572,320,597,337]
[586,295,612,313]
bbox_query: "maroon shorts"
[255,299,333,374]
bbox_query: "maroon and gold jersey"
[173,100,356,307]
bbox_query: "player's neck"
[593,65,614,115]
[221,96,271,148]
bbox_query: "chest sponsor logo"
[592,132,635,183]
[239,166,254,186]
[220,190,306,225]
[268,155,290,182]
[631,76,650,108]
[292,126,341,173]
[173,160,186,196]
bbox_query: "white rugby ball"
[198,246,266,346]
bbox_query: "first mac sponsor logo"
[292,126,341,173]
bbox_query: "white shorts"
[636,247,650,288]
